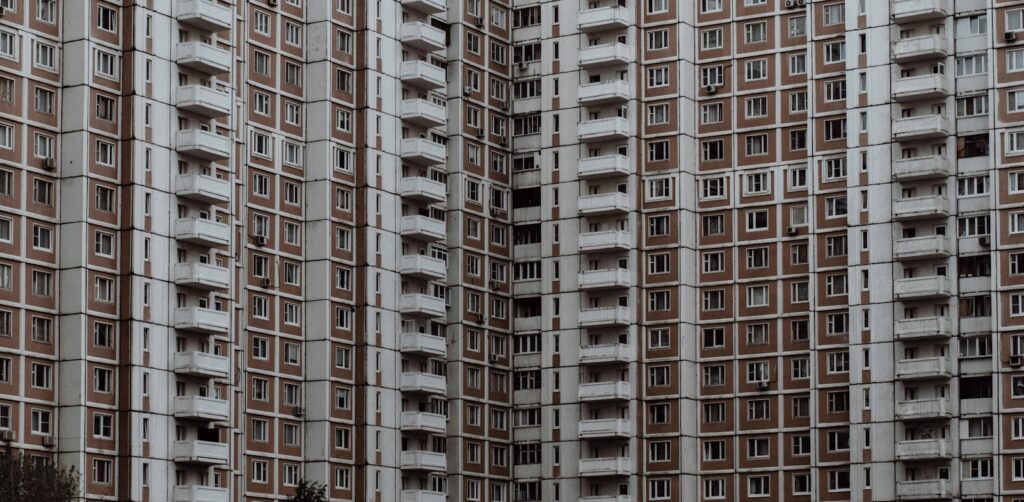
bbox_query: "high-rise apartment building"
[4,0,1024,501]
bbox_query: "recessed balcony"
[892,195,948,221]
[895,438,952,461]
[579,343,632,364]
[400,490,447,502]
[173,351,230,378]
[894,276,952,300]
[176,41,232,74]
[400,255,447,281]
[896,479,952,500]
[173,395,230,422]
[578,5,630,32]
[579,43,632,68]
[579,192,630,215]
[400,411,447,434]
[175,173,231,204]
[400,99,447,128]
[173,485,230,502]
[400,138,446,165]
[174,217,231,247]
[579,230,632,252]
[579,418,630,439]
[579,155,630,178]
[177,0,232,32]
[895,317,951,341]
[174,262,230,290]
[578,268,631,290]
[400,215,446,242]
[400,372,447,395]
[894,235,950,261]
[400,293,446,317]
[513,316,542,332]
[176,129,231,161]
[579,117,630,142]
[896,357,951,380]
[399,332,447,357]
[401,0,445,14]
[400,176,446,204]
[892,0,949,23]
[893,155,951,180]
[400,60,446,90]
[578,80,631,105]
[400,22,446,52]
[578,457,630,477]
[896,398,951,421]
[174,307,230,334]
[578,380,631,401]
[892,74,949,102]
[400,450,447,471]
[893,115,951,141]
[176,85,232,117]
[172,440,229,466]
[579,306,630,327]
[892,34,949,63]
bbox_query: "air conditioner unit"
[787,227,798,235]
[500,102,510,111]
[268,0,279,6]
[757,381,770,390]
[261,277,272,288]
[475,129,485,138]
[463,86,474,97]
[489,280,501,289]
[489,353,499,363]
[705,84,718,95]
[42,436,57,447]
[475,18,484,28]
[254,235,267,246]
[0,430,12,441]
[293,406,305,417]
[980,236,991,247]
[44,157,56,170]
[1007,31,1018,42]
[489,208,499,216]
[785,0,797,7]
[517,62,528,70]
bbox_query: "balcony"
[892,74,949,102]
[893,155,951,180]
[579,192,630,215]
[176,129,231,161]
[892,195,948,221]
[401,0,445,15]
[580,343,632,364]
[579,230,631,252]
[896,357,951,380]
[173,485,230,502]
[173,351,230,378]
[894,235,950,261]
[514,316,542,332]
[400,332,447,357]
[176,41,232,74]
[400,60,446,90]
[400,372,447,395]
[172,440,229,465]
[580,497,630,502]
[400,255,447,281]
[579,457,630,477]
[893,115,951,141]
[400,22,446,52]
[400,138,446,165]
[400,491,447,502]
[578,80,631,105]
[400,215,446,242]
[578,381,631,401]
[174,307,230,334]
[176,85,232,117]
[579,43,632,68]
[400,450,447,472]
[174,262,230,291]
[892,0,948,23]
[174,218,230,247]
[894,276,951,300]
[400,176,447,204]
[175,173,230,204]
[896,398,951,421]
[895,439,952,461]
[579,306,630,327]
[579,155,630,178]
[578,5,630,32]
[400,293,446,318]
[400,99,447,128]
[579,418,630,439]
[895,317,951,341]
[892,34,949,63]
[578,268,631,290]
[400,411,447,434]
[579,117,630,142]
[173,395,230,422]
[896,479,952,500]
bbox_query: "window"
[745,59,767,80]
[744,22,767,44]
[748,475,770,497]
[95,50,117,79]
[824,41,846,64]
[789,16,806,38]
[823,3,845,25]
[702,29,723,50]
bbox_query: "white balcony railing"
[896,398,951,420]
[892,195,949,220]
[175,173,231,203]
[172,440,229,465]
[579,230,632,251]
[579,117,630,142]
[174,217,231,247]
[176,84,232,117]
[173,395,230,422]
[579,306,630,326]
[400,372,447,395]
[893,235,950,260]
[578,381,631,401]
[400,215,446,242]
[400,60,446,90]
[400,138,446,165]
[896,479,952,500]
[578,457,630,476]
[892,0,949,22]
[176,41,232,74]
[399,332,447,356]
[894,276,952,300]
[578,80,631,104]
[579,418,631,438]
[895,317,951,340]
[578,6,630,32]
[175,129,231,161]
[176,0,232,32]
[399,176,447,203]
[173,351,230,378]
[895,357,950,380]
[173,485,230,502]
[578,268,631,289]
[895,438,952,460]
[174,262,230,290]
[578,155,630,178]
[893,34,949,62]
[400,490,447,502]
[578,192,630,215]
[579,43,632,67]
[893,154,951,180]
[893,114,951,140]
[400,99,447,128]
[174,307,230,334]
[399,294,446,317]
[579,343,632,364]
[399,21,446,52]
[399,450,447,471]
[892,74,949,102]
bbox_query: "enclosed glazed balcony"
[173,440,229,465]
[896,357,951,380]
[174,307,230,334]
[892,195,949,220]
[894,276,952,300]
[895,438,952,461]
[579,43,632,67]
[173,485,230,502]
[579,306,630,327]
[173,395,230,422]
[177,0,232,32]
[895,317,951,341]
[578,5,630,32]
[400,176,447,204]
[174,218,231,247]
[400,255,447,281]
[578,80,631,105]
[514,316,542,332]
[579,155,630,178]
[400,22,446,52]
[578,457,630,477]
[173,351,230,378]
[176,85,232,117]
[896,479,952,500]
[579,418,630,439]
[578,268,631,290]
[400,332,447,357]
[400,411,447,434]
[400,490,447,502]
[892,34,949,63]
[893,155,951,180]
[579,117,630,142]
[579,343,632,364]
[400,372,447,395]
[176,129,231,161]
[579,192,630,215]
[892,74,949,102]
[400,450,447,471]
[578,381,631,401]
[400,138,446,165]
[176,41,232,74]
[400,215,446,242]
[174,262,230,290]
[400,293,446,317]
[400,99,447,128]
[896,398,951,421]
[175,173,231,204]
[579,230,632,252]
[894,235,950,261]
[893,115,951,141]
[892,0,949,22]
[400,60,446,90]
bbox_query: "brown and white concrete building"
[5,0,1024,501]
